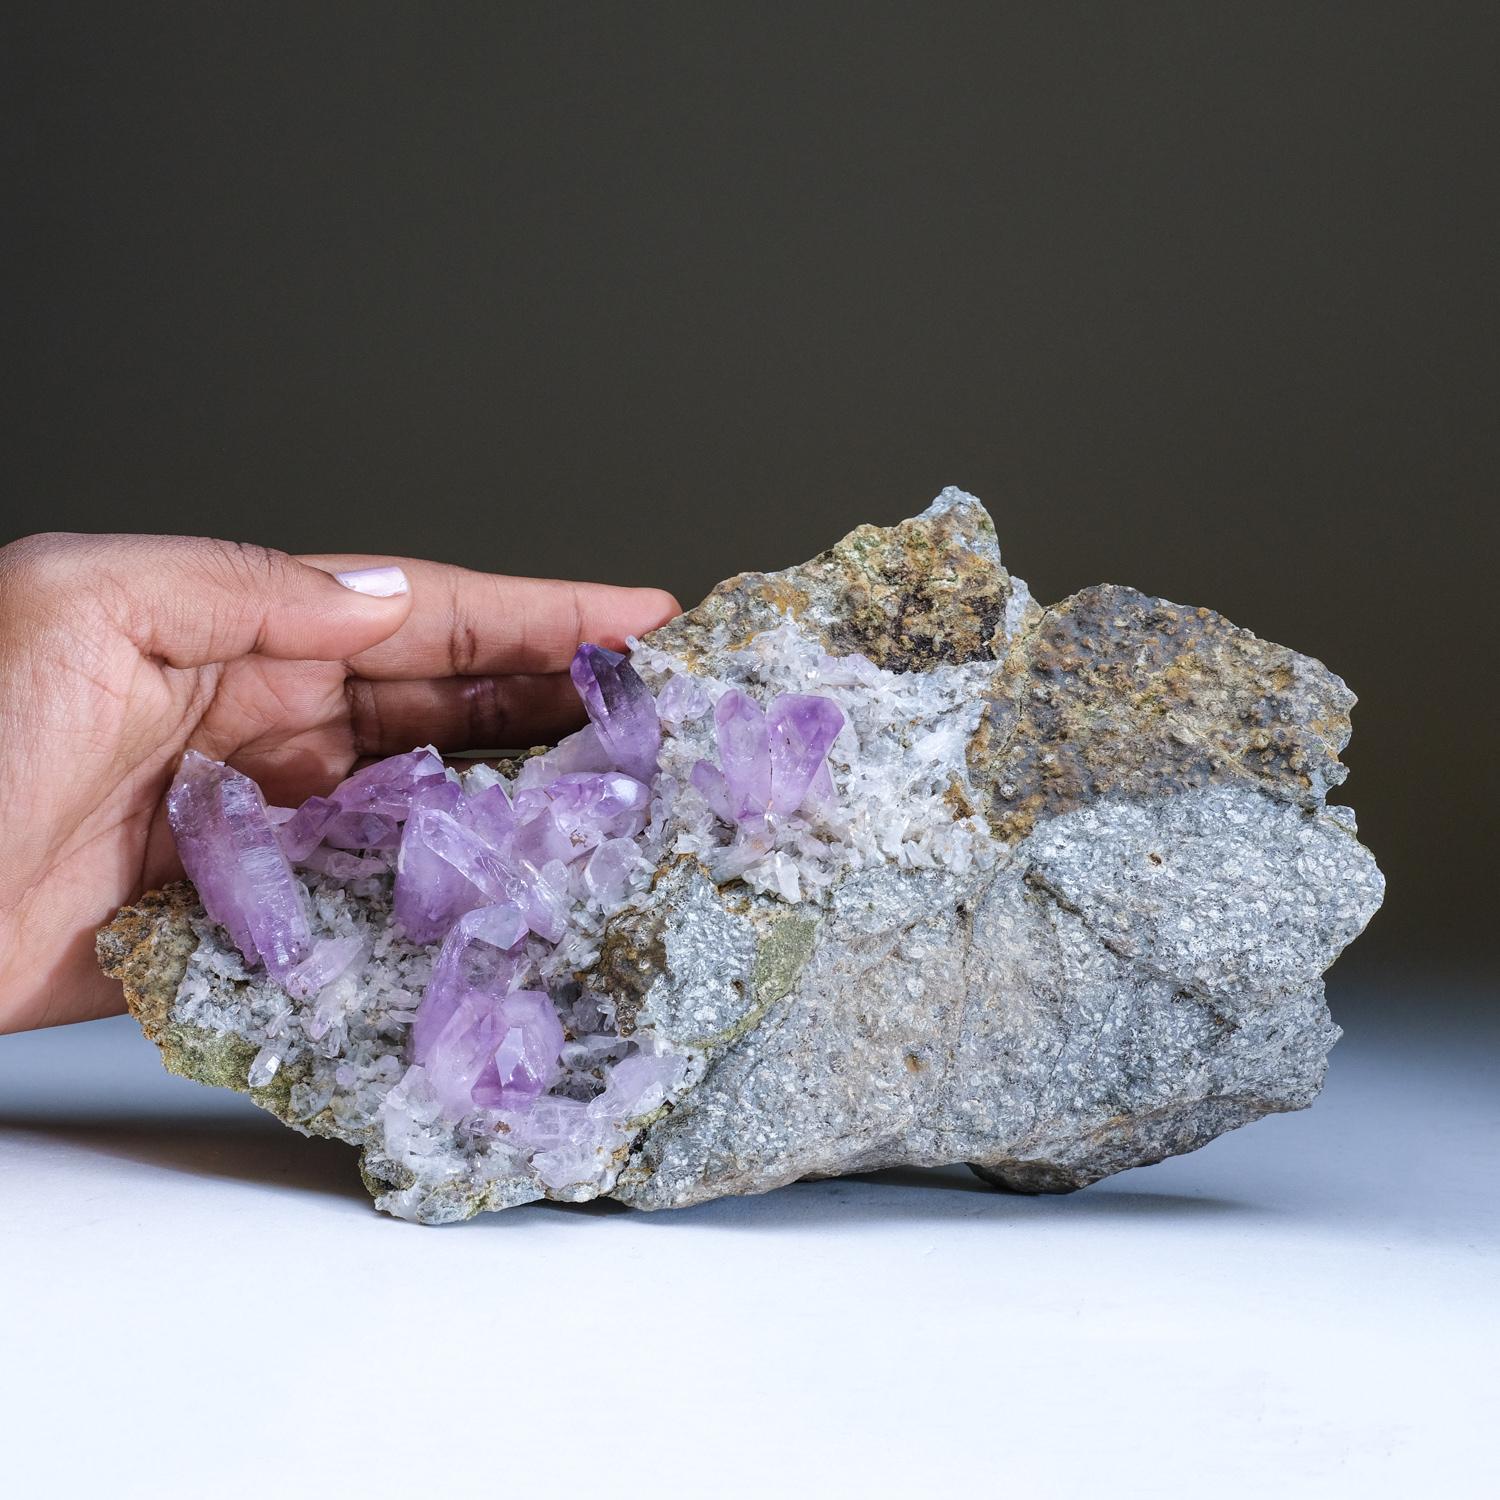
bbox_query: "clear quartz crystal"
[654,670,712,725]
[289,1077,335,1120]
[247,1045,282,1089]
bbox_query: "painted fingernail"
[335,565,409,598]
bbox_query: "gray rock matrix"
[100,491,1383,1217]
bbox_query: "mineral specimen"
[97,489,1384,1223]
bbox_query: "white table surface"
[2,971,1495,1499]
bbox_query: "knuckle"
[464,675,507,747]
[0,532,91,601]
[568,583,587,649]
[193,538,294,593]
[345,677,379,758]
[446,590,481,675]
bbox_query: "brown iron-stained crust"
[971,585,1355,844]
[646,496,1036,673]
[95,882,200,1043]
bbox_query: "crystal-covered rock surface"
[98,489,1384,1223]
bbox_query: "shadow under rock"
[0,1111,373,1207]
[508,1163,1260,1232]
[0,1111,1262,1228]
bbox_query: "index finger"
[296,554,681,680]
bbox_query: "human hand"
[0,534,678,1032]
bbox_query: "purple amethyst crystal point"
[322,809,401,850]
[167,751,256,961]
[765,694,845,815]
[591,1050,688,1124]
[690,760,736,824]
[582,837,647,908]
[166,750,311,978]
[408,804,514,906]
[713,689,772,819]
[509,803,576,869]
[273,795,336,862]
[570,644,662,781]
[393,780,481,944]
[462,782,515,847]
[513,724,614,790]
[331,746,447,819]
[536,772,651,843]
[694,691,843,831]
[469,991,565,1110]
[419,974,562,1118]
[283,934,366,1001]
[515,859,571,943]
[412,902,528,1065]
[423,997,504,1117]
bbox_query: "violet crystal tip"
[569,642,662,782]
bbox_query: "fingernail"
[335,565,409,598]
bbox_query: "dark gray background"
[4,3,1496,972]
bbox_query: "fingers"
[0,534,681,676]
[296,552,680,680]
[3,533,415,667]
[345,672,587,756]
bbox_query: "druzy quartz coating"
[103,489,1384,1223]
[163,644,843,1182]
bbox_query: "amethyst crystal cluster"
[166,645,845,1183]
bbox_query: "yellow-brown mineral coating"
[973,585,1355,843]
[95,884,199,1045]
[646,497,1037,673]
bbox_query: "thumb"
[90,535,413,667]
